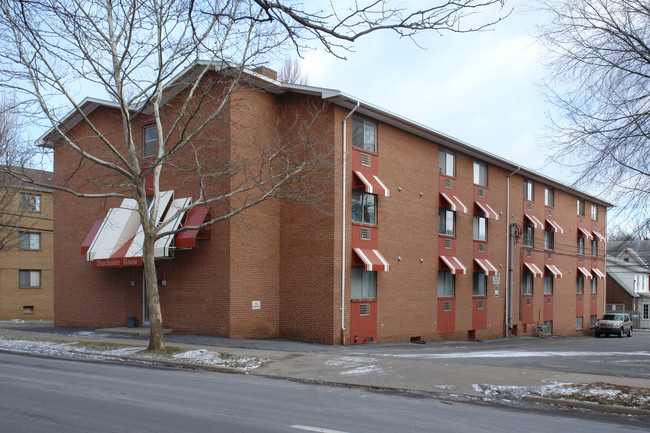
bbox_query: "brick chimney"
[252,66,278,80]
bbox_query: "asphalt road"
[0,352,647,433]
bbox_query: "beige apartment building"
[0,168,54,320]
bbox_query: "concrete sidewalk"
[1,323,649,405]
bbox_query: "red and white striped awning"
[353,171,390,197]
[475,201,499,220]
[592,268,605,280]
[577,266,593,279]
[440,256,467,274]
[524,213,544,230]
[578,227,593,240]
[524,262,543,278]
[545,264,563,278]
[546,219,564,234]
[353,248,391,272]
[474,258,498,276]
[440,192,468,213]
[593,230,606,242]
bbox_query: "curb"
[523,396,650,417]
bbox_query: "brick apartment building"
[0,168,54,320]
[42,64,611,344]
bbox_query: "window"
[438,270,455,297]
[473,216,487,241]
[591,278,597,294]
[591,204,598,220]
[523,180,534,201]
[473,272,487,296]
[19,232,41,250]
[544,187,554,207]
[644,304,649,320]
[576,276,584,294]
[351,190,376,225]
[577,237,584,255]
[544,230,554,250]
[439,209,455,236]
[19,270,41,288]
[439,148,455,177]
[544,275,553,295]
[590,315,597,327]
[576,316,583,330]
[577,199,585,216]
[351,267,376,299]
[351,115,377,153]
[591,239,598,256]
[473,161,487,186]
[19,193,41,212]
[523,225,534,247]
[143,124,157,157]
[522,273,533,295]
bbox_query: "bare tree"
[0,97,35,253]
[0,0,507,350]
[278,58,308,84]
[539,0,650,237]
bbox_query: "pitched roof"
[35,62,613,207]
[0,166,53,193]
[608,240,650,268]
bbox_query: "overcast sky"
[283,2,570,184]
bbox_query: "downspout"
[505,166,521,338]
[341,101,361,345]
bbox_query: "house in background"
[0,168,54,320]
[41,63,612,344]
[606,241,650,328]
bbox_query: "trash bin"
[126,316,137,328]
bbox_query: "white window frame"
[19,193,41,212]
[19,232,41,250]
[576,276,584,294]
[351,190,377,225]
[473,161,487,187]
[439,209,455,236]
[577,199,585,216]
[19,270,41,288]
[473,272,487,296]
[473,216,487,241]
[522,273,533,295]
[544,275,553,295]
[523,225,534,247]
[143,124,157,157]
[591,278,597,294]
[352,115,377,153]
[591,204,598,220]
[577,237,584,255]
[438,270,455,297]
[591,239,598,256]
[351,267,376,299]
[544,187,554,207]
[523,180,534,201]
[544,230,554,250]
[576,316,583,330]
[439,148,455,177]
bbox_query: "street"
[0,352,647,433]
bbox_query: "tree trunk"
[143,232,165,350]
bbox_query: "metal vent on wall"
[579,257,583,263]
[527,249,532,258]
[360,227,371,241]
[580,217,584,224]
[593,295,596,302]
[527,202,533,211]
[526,298,531,306]
[359,304,370,316]
[548,252,552,260]
[578,295,582,302]
[478,188,485,198]
[547,297,552,305]
[443,301,451,312]
[444,239,452,249]
[477,300,484,310]
[360,153,372,167]
[548,208,553,216]
[478,243,485,253]
[444,178,453,189]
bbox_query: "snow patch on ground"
[380,350,650,359]
[0,336,267,371]
[326,356,385,376]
